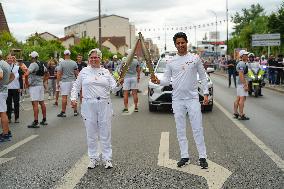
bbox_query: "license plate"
[252,83,259,86]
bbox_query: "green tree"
[231,4,265,35]
[0,31,20,56]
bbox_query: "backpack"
[35,62,45,76]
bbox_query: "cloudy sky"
[1,0,282,51]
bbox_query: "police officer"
[70,48,120,169]
[57,50,79,117]
[151,32,209,169]
[0,50,14,142]
[247,53,263,96]
[233,50,250,120]
[25,51,49,128]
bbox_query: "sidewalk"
[212,71,284,94]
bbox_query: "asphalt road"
[0,74,283,189]
[211,73,284,160]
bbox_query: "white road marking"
[54,154,89,189]
[158,132,232,189]
[0,135,38,165]
[214,100,284,172]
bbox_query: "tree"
[231,4,265,35]
[0,31,20,56]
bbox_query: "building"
[102,36,128,55]
[38,32,59,41]
[64,14,136,53]
[0,3,10,33]
[60,34,80,49]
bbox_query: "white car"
[148,57,214,112]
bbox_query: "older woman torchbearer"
[70,49,120,169]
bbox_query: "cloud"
[1,0,283,50]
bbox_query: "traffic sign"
[252,40,281,47]
[252,33,280,40]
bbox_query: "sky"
[1,0,282,51]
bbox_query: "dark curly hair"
[173,32,188,44]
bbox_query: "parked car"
[148,57,214,112]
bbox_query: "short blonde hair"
[88,48,102,58]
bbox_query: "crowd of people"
[0,32,211,170]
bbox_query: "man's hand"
[150,74,160,84]
[203,95,209,105]
[118,78,124,85]
[71,100,77,108]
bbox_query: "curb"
[212,72,284,94]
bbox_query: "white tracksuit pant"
[172,99,207,159]
[81,98,113,161]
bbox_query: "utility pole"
[98,0,102,50]
[164,25,167,51]
[226,0,229,57]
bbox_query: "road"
[0,74,283,189]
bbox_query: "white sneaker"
[88,159,98,169]
[48,96,51,100]
[104,160,113,169]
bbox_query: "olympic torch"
[139,32,155,78]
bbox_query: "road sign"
[252,40,281,47]
[252,33,280,40]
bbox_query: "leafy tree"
[231,4,265,36]
[0,31,21,56]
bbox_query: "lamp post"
[98,0,102,50]
[226,0,229,58]
[209,10,218,59]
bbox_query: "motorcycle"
[247,67,265,97]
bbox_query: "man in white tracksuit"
[151,32,209,169]
[71,49,120,169]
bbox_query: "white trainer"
[104,160,113,169]
[88,159,98,169]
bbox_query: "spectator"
[6,54,24,123]
[268,55,277,86]
[276,54,284,86]
[47,58,57,100]
[25,51,49,128]
[0,50,14,142]
[227,55,237,88]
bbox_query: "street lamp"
[98,0,102,50]
[226,0,229,57]
[209,10,218,59]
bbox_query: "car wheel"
[149,103,157,112]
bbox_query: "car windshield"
[156,59,168,73]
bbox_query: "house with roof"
[64,14,136,51]
[102,36,128,55]
[0,3,10,33]
[38,32,59,41]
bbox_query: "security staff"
[151,32,209,169]
[0,50,14,142]
[121,49,140,113]
[70,48,120,169]
[57,50,79,117]
[25,51,49,128]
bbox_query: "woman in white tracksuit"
[70,49,119,169]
